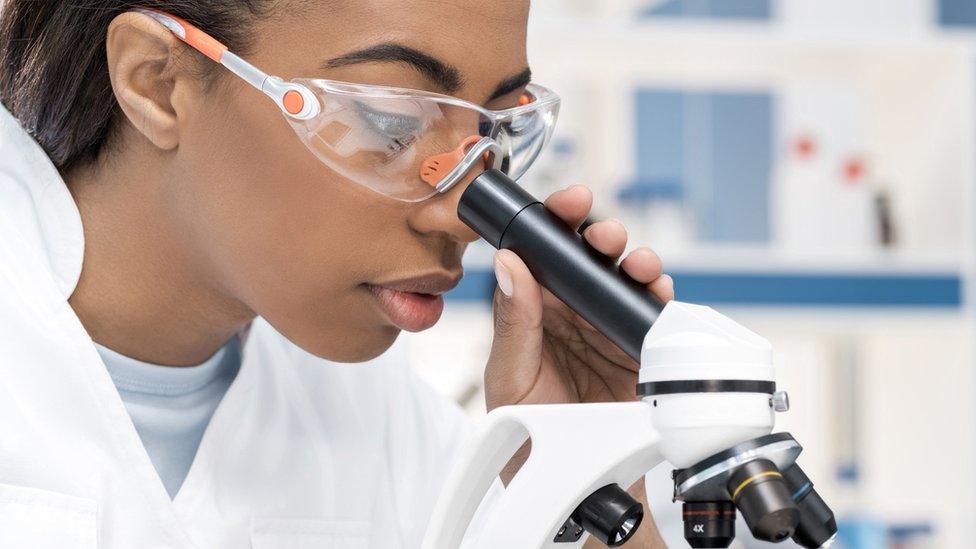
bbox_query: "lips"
[366,272,461,332]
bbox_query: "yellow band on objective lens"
[732,471,784,501]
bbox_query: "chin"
[291,323,403,364]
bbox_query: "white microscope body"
[422,300,800,549]
[427,167,836,549]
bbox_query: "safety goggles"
[135,9,560,202]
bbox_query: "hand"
[482,184,672,548]
[483,184,674,411]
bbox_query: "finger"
[649,274,675,302]
[619,247,663,284]
[544,184,592,230]
[485,249,545,407]
[582,218,628,260]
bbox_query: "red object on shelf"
[843,157,867,185]
[793,135,816,159]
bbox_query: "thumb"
[485,249,545,407]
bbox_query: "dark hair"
[0,1,275,172]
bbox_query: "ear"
[105,12,196,151]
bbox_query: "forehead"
[259,0,531,100]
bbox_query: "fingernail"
[494,255,514,297]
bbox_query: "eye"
[487,89,532,112]
[506,109,541,133]
[355,101,422,152]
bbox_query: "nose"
[406,168,482,244]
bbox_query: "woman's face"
[170,0,531,361]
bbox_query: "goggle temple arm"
[432,137,505,195]
[133,8,319,120]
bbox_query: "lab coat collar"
[0,104,84,299]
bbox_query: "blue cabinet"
[633,89,773,244]
[640,0,771,20]
[939,0,976,27]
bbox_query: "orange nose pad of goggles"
[421,135,492,187]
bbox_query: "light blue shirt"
[95,337,242,499]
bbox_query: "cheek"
[172,91,408,361]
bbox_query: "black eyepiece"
[726,459,799,543]
[459,169,664,362]
[571,484,644,547]
[682,501,736,548]
[781,463,838,548]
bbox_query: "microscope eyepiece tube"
[458,169,665,362]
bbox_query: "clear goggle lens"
[493,99,560,181]
[285,81,560,202]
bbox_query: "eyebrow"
[323,42,532,102]
[489,68,532,102]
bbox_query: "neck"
[65,155,254,367]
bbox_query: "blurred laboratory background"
[406,1,974,548]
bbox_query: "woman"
[0,1,673,547]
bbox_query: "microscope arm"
[422,402,664,549]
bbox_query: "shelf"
[664,271,960,306]
[447,267,963,308]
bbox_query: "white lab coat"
[0,105,497,548]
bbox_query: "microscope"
[421,168,838,548]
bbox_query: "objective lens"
[571,484,644,547]
[727,459,799,543]
[682,501,736,548]
[781,463,838,548]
